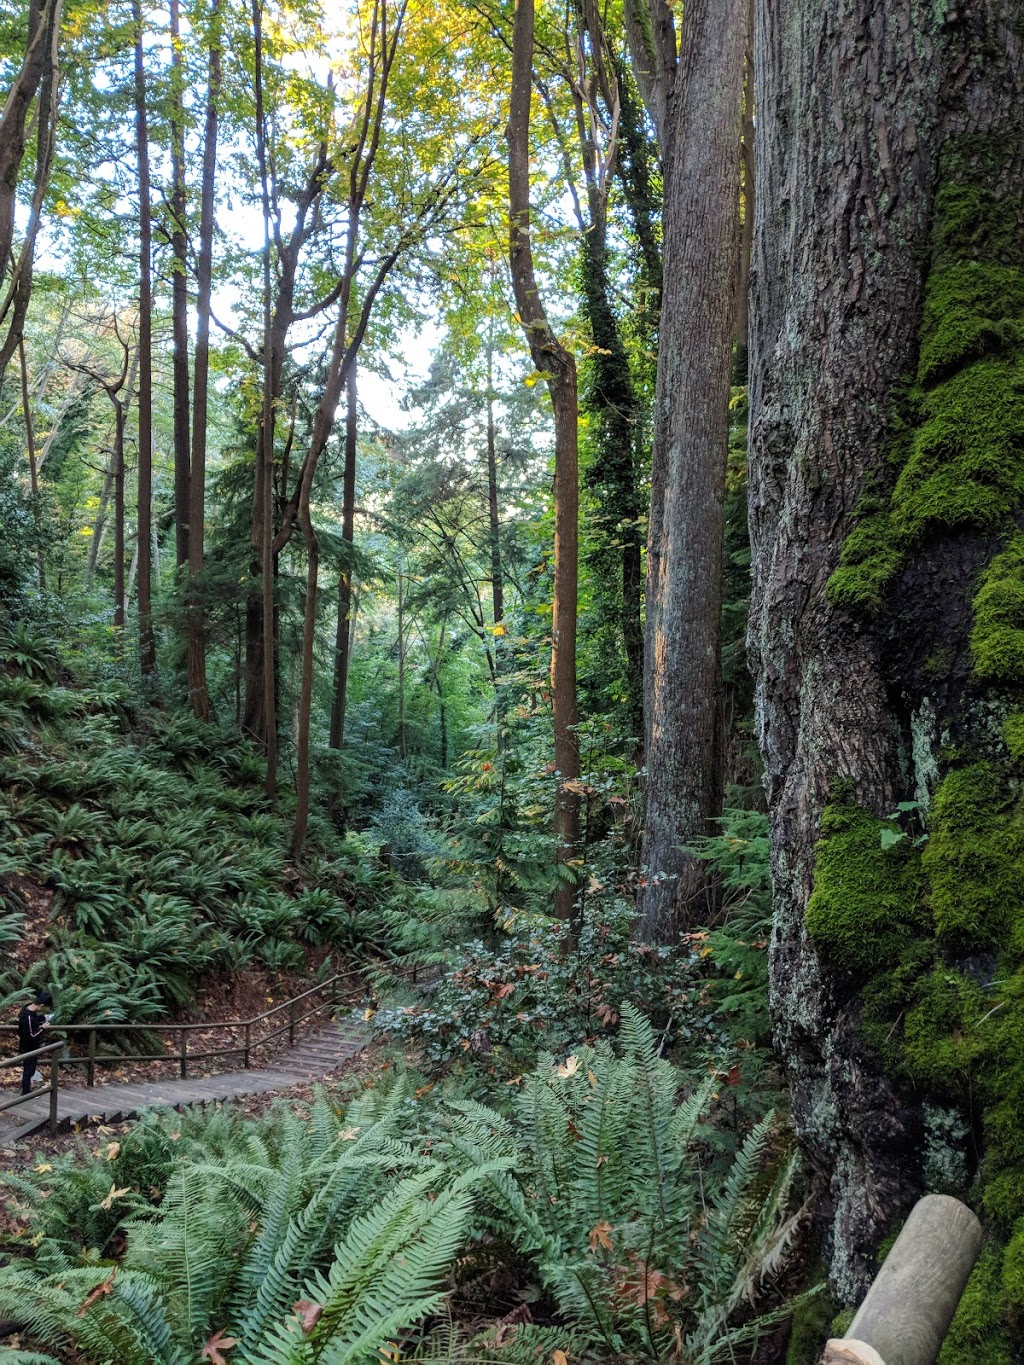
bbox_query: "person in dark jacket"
[17,991,52,1094]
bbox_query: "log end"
[819,1340,887,1365]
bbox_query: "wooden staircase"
[0,1014,369,1144]
[0,969,373,1145]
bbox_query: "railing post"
[180,1028,187,1080]
[87,1029,96,1088]
[244,1021,251,1069]
[289,1001,297,1046]
[48,1049,59,1135]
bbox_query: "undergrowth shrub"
[375,895,724,1076]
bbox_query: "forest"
[0,0,1020,1360]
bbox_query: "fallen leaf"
[555,1055,580,1079]
[588,1220,613,1253]
[338,1126,360,1140]
[104,1142,121,1160]
[552,1351,569,1365]
[201,1328,239,1362]
[99,1184,131,1210]
[33,1163,52,1174]
[77,1269,116,1317]
[293,1298,324,1333]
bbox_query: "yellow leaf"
[363,1008,375,1022]
[552,1350,569,1364]
[104,1142,121,1161]
[555,1055,580,1079]
[339,1126,360,1140]
[99,1184,131,1210]
[34,1163,52,1174]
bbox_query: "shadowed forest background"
[0,0,1021,1361]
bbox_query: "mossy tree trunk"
[750,0,1024,1309]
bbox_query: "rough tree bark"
[484,337,504,630]
[133,0,156,681]
[186,0,220,722]
[637,0,747,941]
[0,0,62,387]
[18,337,45,591]
[749,0,1024,1300]
[329,360,358,752]
[508,0,581,922]
[168,0,190,570]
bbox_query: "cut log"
[823,1195,983,1365]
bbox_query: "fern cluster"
[0,1013,816,1363]
[0,655,388,1026]
[0,1084,498,1364]
[439,1005,815,1363]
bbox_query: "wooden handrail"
[1,968,366,1089]
[0,968,364,1037]
[0,1040,63,1132]
[819,1195,983,1365]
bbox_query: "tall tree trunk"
[396,567,406,761]
[187,0,221,722]
[291,490,318,859]
[87,454,113,584]
[508,0,581,922]
[133,0,156,681]
[329,361,358,750]
[578,202,644,741]
[733,3,754,383]
[637,0,746,941]
[19,336,45,591]
[750,0,1024,1305]
[0,0,63,391]
[169,0,190,570]
[250,0,277,791]
[485,343,504,629]
[113,396,126,628]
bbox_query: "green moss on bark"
[827,137,1024,614]
[973,534,1024,682]
[804,801,924,970]
[922,764,1024,946]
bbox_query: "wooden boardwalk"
[0,1016,369,1145]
